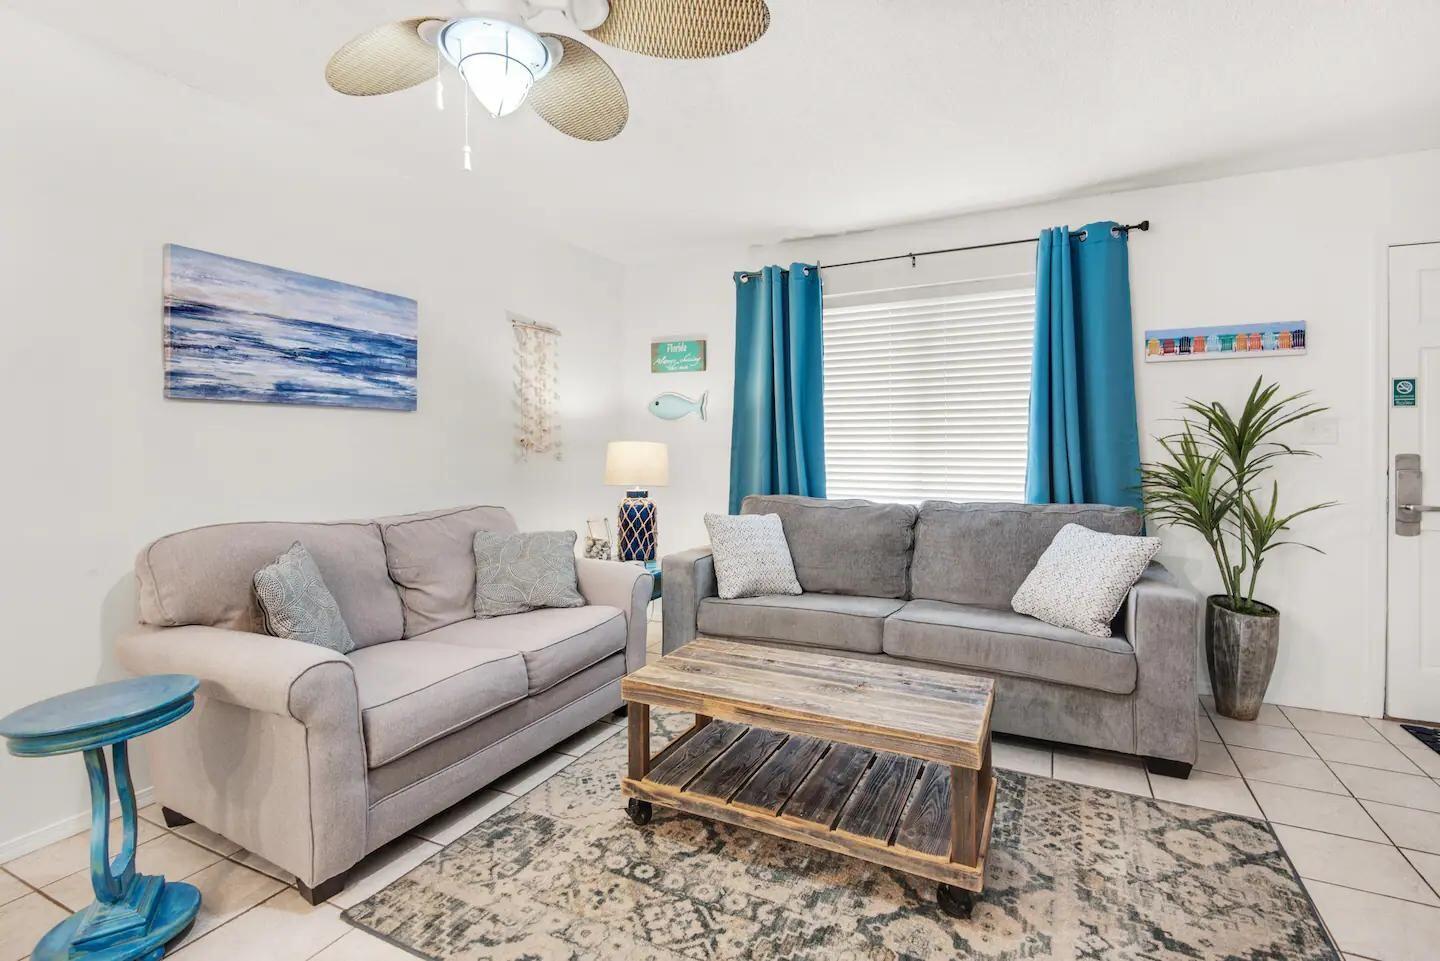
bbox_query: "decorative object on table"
[650,338,707,373]
[1140,377,1334,720]
[1026,222,1140,509]
[1011,523,1162,637]
[163,244,417,411]
[604,441,668,561]
[322,2,770,152]
[730,263,825,512]
[648,390,708,421]
[253,542,356,654]
[1144,322,1307,362]
[472,529,585,618]
[703,512,802,599]
[0,675,202,961]
[343,706,1336,961]
[583,517,613,560]
[512,314,562,461]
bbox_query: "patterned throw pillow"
[253,542,356,654]
[1011,523,1162,637]
[704,512,803,600]
[474,530,586,618]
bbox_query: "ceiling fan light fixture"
[438,17,557,118]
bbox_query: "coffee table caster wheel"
[937,883,976,919]
[627,799,652,826]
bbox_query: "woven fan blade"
[325,18,441,96]
[529,36,629,142]
[585,0,769,59]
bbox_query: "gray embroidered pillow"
[704,512,803,600]
[474,530,586,618]
[1011,523,1162,637]
[253,542,355,654]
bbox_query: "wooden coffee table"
[620,637,996,918]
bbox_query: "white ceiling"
[11,0,1440,263]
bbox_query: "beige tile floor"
[3,627,1437,961]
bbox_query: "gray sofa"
[117,504,652,903]
[663,496,1200,777]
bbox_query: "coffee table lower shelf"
[620,715,996,907]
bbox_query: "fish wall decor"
[649,390,708,421]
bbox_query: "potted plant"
[1140,377,1334,720]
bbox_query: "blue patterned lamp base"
[617,489,658,562]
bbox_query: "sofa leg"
[1144,756,1193,780]
[613,705,628,720]
[296,872,347,906]
[160,807,194,828]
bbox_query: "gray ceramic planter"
[1206,596,1279,721]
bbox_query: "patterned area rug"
[345,711,1338,960]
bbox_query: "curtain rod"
[741,221,1150,277]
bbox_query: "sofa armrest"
[1125,561,1202,765]
[661,546,715,655]
[116,623,357,725]
[115,623,366,886]
[575,558,653,674]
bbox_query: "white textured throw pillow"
[1011,523,1162,637]
[704,512,803,600]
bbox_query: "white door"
[1388,242,1440,723]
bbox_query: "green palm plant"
[1139,377,1335,615]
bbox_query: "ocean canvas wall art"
[163,245,418,410]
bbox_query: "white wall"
[621,149,1440,719]
[0,10,626,856]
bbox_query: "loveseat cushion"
[350,640,527,767]
[377,505,518,637]
[910,501,1143,609]
[697,593,906,654]
[882,600,1137,694]
[740,495,917,598]
[418,605,626,695]
[136,519,404,648]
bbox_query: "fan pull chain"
[462,86,472,171]
[435,48,444,111]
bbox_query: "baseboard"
[0,785,155,863]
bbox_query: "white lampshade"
[605,441,669,487]
[439,17,555,118]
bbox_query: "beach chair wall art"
[1143,322,1306,363]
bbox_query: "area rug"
[344,711,1339,961]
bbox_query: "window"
[822,276,1035,504]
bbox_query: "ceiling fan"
[324,0,770,145]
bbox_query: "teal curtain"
[1024,222,1141,508]
[728,263,826,513]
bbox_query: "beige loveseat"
[117,505,652,903]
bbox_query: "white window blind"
[822,275,1036,504]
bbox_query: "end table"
[0,675,202,961]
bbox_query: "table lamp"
[604,441,669,562]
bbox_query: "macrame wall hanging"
[511,315,562,461]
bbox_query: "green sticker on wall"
[652,339,707,373]
[1394,378,1417,407]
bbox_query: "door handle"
[1397,453,1426,536]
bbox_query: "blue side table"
[644,559,662,601]
[0,675,202,961]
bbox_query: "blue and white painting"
[163,245,417,410]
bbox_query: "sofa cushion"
[473,529,585,618]
[697,593,906,654]
[910,501,1143,609]
[882,600,1137,694]
[136,520,404,648]
[377,505,518,637]
[350,640,527,767]
[740,495,917,598]
[418,605,626,695]
[704,512,803,599]
[253,542,355,654]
